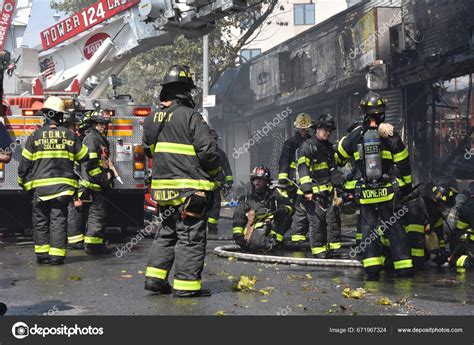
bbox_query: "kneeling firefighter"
[233,166,294,251]
[336,91,413,279]
[143,65,220,297]
[81,110,114,255]
[18,96,89,265]
[450,183,474,272]
[297,114,345,259]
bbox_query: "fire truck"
[0,0,247,233]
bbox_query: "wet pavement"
[1,216,473,316]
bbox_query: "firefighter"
[143,64,220,297]
[233,166,293,251]
[278,113,312,247]
[402,183,457,270]
[18,96,88,265]
[207,129,233,235]
[450,183,474,272]
[0,116,12,163]
[297,114,345,258]
[336,91,413,279]
[63,113,88,249]
[81,109,113,255]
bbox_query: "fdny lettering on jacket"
[34,131,75,149]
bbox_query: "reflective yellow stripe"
[87,183,102,192]
[151,179,217,191]
[49,247,66,257]
[403,175,412,184]
[84,236,104,244]
[329,242,341,250]
[21,148,33,160]
[157,197,187,206]
[359,193,394,204]
[456,220,469,230]
[404,224,425,233]
[411,248,425,257]
[297,156,309,166]
[311,246,327,255]
[89,152,98,159]
[24,177,79,191]
[270,230,283,242]
[353,152,360,160]
[393,259,413,269]
[300,176,311,184]
[284,205,293,213]
[35,244,50,253]
[32,151,75,160]
[381,150,393,160]
[312,184,333,193]
[75,144,88,161]
[291,235,306,241]
[277,188,289,198]
[344,180,357,190]
[456,255,468,268]
[174,279,201,291]
[278,173,289,180]
[393,148,409,162]
[39,189,75,201]
[146,267,168,280]
[254,222,264,228]
[337,137,349,159]
[98,160,104,167]
[290,161,297,169]
[155,142,196,155]
[226,176,233,181]
[313,162,329,170]
[68,234,85,244]
[434,218,443,228]
[208,217,218,224]
[88,167,102,177]
[355,233,363,240]
[363,257,383,267]
[18,177,23,185]
[233,227,244,234]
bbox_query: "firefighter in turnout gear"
[64,113,88,250]
[233,166,293,251]
[449,183,474,272]
[279,113,312,246]
[143,64,220,298]
[18,96,89,265]
[336,91,413,279]
[297,114,345,258]
[207,129,233,235]
[81,109,113,255]
[402,183,457,270]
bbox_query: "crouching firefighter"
[143,65,220,297]
[233,166,293,251]
[336,92,413,279]
[18,96,89,265]
[207,129,233,235]
[81,110,114,255]
[449,183,474,272]
[278,113,312,246]
[298,114,345,259]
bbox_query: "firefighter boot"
[85,244,112,255]
[329,249,349,259]
[174,288,212,298]
[144,277,172,294]
[36,254,51,265]
[50,256,65,265]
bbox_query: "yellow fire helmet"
[42,96,65,113]
[293,112,313,129]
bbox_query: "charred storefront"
[209,0,474,186]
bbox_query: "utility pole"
[202,34,209,123]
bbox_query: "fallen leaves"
[67,276,81,281]
[231,275,257,291]
[216,310,225,316]
[376,297,392,306]
[258,287,275,296]
[342,287,367,299]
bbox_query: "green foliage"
[50,0,278,103]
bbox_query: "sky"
[22,0,64,48]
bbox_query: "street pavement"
[1,216,473,316]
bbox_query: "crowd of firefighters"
[0,64,472,297]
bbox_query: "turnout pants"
[84,191,108,247]
[146,192,211,292]
[359,202,413,276]
[285,197,309,243]
[67,202,87,244]
[207,187,221,234]
[32,195,71,258]
[305,200,341,256]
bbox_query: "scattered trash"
[342,287,367,299]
